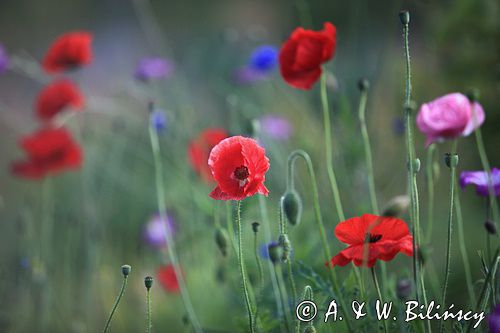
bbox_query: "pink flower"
[416,93,485,147]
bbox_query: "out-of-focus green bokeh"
[0,0,499,332]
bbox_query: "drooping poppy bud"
[282,190,302,226]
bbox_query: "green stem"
[146,288,152,333]
[425,143,437,242]
[302,286,315,331]
[320,71,345,222]
[371,268,388,333]
[226,201,237,254]
[148,123,202,333]
[235,200,256,333]
[287,260,299,333]
[102,276,128,333]
[439,140,458,333]
[253,227,264,327]
[274,264,292,331]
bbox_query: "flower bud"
[399,10,410,25]
[382,195,410,217]
[282,190,302,226]
[485,219,497,235]
[144,276,153,290]
[444,153,459,168]
[268,242,283,264]
[121,264,131,277]
[252,222,260,233]
[466,88,480,103]
[303,326,317,333]
[278,233,292,262]
[407,158,420,173]
[358,78,370,91]
[396,278,412,300]
[215,227,229,257]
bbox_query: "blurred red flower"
[42,31,93,73]
[208,136,269,201]
[328,214,413,268]
[157,265,180,293]
[188,128,228,181]
[11,127,83,179]
[35,79,84,121]
[279,22,336,90]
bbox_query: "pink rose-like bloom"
[416,93,485,147]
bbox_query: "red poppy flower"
[11,127,83,179]
[157,265,180,293]
[35,79,84,121]
[188,128,228,181]
[42,31,93,73]
[208,136,270,201]
[279,22,336,90]
[327,214,413,268]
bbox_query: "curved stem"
[235,200,256,333]
[148,123,202,333]
[370,268,388,333]
[320,72,345,222]
[102,276,128,333]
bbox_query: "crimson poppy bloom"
[11,127,83,179]
[208,136,270,201]
[157,265,180,293]
[42,31,93,73]
[188,128,228,181]
[35,79,84,121]
[279,22,336,90]
[328,214,413,268]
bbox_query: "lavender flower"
[150,108,168,132]
[259,115,293,140]
[0,43,9,74]
[459,168,500,197]
[143,214,175,248]
[134,57,174,82]
[249,45,277,72]
[488,305,500,333]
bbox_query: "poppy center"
[366,233,382,243]
[234,166,249,180]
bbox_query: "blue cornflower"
[249,45,278,72]
[150,108,168,132]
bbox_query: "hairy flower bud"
[121,264,131,277]
[144,276,153,290]
[268,242,283,264]
[444,153,459,168]
[215,227,229,257]
[282,190,302,226]
[278,233,292,262]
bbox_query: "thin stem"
[287,260,299,333]
[302,286,315,330]
[371,268,388,333]
[358,87,379,215]
[253,227,264,326]
[235,200,256,333]
[226,201,237,254]
[148,123,202,333]
[439,140,458,333]
[102,276,128,333]
[274,265,292,331]
[146,289,152,333]
[425,143,437,242]
[320,71,345,222]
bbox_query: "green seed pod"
[399,10,410,24]
[358,78,370,91]
[485,220,497,235]
[121,264,131,277]
[304,326,317,333]
[278,234,292,262]
[444,153,459,168]
[268,243,283,265]
[282,190,302,226]
[382,195,410,217]
[144,276,153,290]
[215,227,229,257]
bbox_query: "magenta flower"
[416,93,485,147]
[259,115,293,140]
[460,168,500,197]
[134,57,174,82]
[488,305,500,333]
[0,43,9,74]
[143,214,175,248]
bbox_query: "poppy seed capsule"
[382,195,410,217]
[268,243,283,264]
[252,222,260,233]
[407,158,420,173]
[358,78,370,91]
[144,276,153,290]
[282,190,302,226]
[485,220,497,235]
[215,227,229,257]
[444,153,459,168]
[121,265,131,277]
[303,326,317,333]
[278,234,292,262]
[399,10,410,24]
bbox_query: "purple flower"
[134,57,174,82]
[143,214,175,248]
[459,168,500,197]
[150,108,167,132]
[259,115,293,140]
[0,43,9,74]
[416,93,485,147]
[488,305,500,333]
[249,45,278,72]
[259,241,278,260]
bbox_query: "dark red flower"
[328,214,413,268]
[42,31,93,73]
[157,265,180,293]
[188,128,228,181]
[208,136,269,201]
[11,127,83,179]
[35,79,84,121]
[279,22,336,90]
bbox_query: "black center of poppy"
[366,233,382,243]
[234,166,249,180]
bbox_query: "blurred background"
[0,0,499,332]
